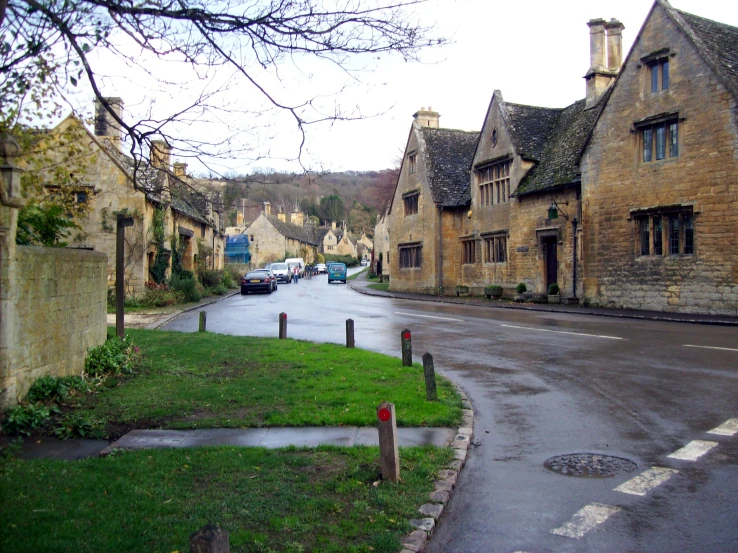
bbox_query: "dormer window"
[476,159,510,206]
[408,152,417,174]
[650,58,669,92]
[403,191,419,216]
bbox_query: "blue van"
[327,262,347,284]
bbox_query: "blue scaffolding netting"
[224,234,251,264]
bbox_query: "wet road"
[163,272,738,553]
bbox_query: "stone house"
[581,0,738,315]
[335,231,358,257]
[387,107,479,294]
[317,225,340,254]
[26,101,225,297]
[373,210,390,276]
[242,207,318,267]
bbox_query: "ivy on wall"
[149,207,169,284]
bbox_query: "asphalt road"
[162,271,738,553]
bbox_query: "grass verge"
[58,328,462,437]
[368,283,390,292]
[0,444,453,553]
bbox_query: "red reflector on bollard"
[403,331,411,340]
[378,408,391,422]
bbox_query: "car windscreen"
[271,263,287,270]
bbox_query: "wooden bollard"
[346,319,355,348]
[422,352,438,401]
[189,524,229,553]
[279,312,287,339]
[198,311,207,332]
[377,402,400,482]
[401,329,412,366]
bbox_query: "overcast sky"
[78,0,738,176]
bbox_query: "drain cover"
[544,453,637,478]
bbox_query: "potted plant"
[455,284,470,297]
[484,284,503,299]
[514,282,527,302]
[547,283,561,304]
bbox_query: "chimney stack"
[277,211,286,223]
[94,97,124,150]
[413,106,440,129]
[263,201,271,216]
[584,18,622,109]
[290,211,304,227]
[173,162,187,177]
[150,140,171,170]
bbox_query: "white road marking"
[707,418,738,436]
[614,467,679,496]
[550,503,621,539]
[394,311,463,322]
[684,344,738,352]
[500,324,623,340]
[667,440,718,461]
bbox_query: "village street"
[162,273,738,553]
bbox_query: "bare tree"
[1,0,444,175]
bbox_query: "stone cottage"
[242,206,318,267]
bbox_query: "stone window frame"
[403,190,419,216]
[640,48,673,94]
[631,205,695,257]
[634,112,680,163]
[481,231,508,264]
[408,151,417,175]
[461,237,477,265]
[398,241,422,269]
[476,157,511,207]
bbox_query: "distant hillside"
[199,169,398,236]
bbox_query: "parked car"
[241,269,277,294]
[268,262,291,283]
[360,258,369,266]
[327,262,347,284]
[314,263,327,274]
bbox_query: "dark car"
[241,269,277,294]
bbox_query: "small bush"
[324,254,359,267]
[2,404,56,436]
[169,273,202,302]
[516,282,527,294]
[26,375,89,403]
[548,283,560,295]
[199,269,223,288]
[485,284,503,296]
[53,413,104,439]
[221,270,236,289]
[210,284,228,296]
[85,335,137,377]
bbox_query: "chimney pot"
[94,97,124,151]
[413,106,441,129]
[150,140,171,170]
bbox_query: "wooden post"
[199,311,207,332]
[115,214,134,339]
[346,319,355,348]
[377,402,400,482]
[279,312,287,339]
[189,524,229,553]
[422,352,438,401]
[401,329,412,367]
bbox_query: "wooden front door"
[543,237,558,291]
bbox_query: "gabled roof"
[515,92,610,196]
[266,215,319,246]
[667,4,738,101]
[501,102,562,161]
[420,127,480,207]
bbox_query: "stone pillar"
[0,135,25,409]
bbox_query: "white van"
[285,257,305,276]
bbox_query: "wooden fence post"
[189,524,229,553]
[199,311,207,332]
[377,402,400,482]
[400,329,412,367]
[346,319,355,348]
[279,312,287,339]
[422,352,438,401]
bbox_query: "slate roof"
[420,127,480,207]
[670,6,738,100]
[267,215,319,246]
[515,92,610,196]
[502,103,561,161]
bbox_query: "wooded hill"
[200,169,398,237]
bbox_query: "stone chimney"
[237,212,244,226]
[94,97,124,150]
[277,212,286,223]
[584,18,622,109]
[150,140,171,170]
[263,201,271,216]
[413,106,440,128]
[290,211,304,226]
[331,221,336,230]
[173,162,187,177]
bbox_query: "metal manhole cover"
[544,453,637,478]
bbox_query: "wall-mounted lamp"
[547,200,569,221]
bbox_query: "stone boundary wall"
[0,246,107,410]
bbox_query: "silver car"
[268,262,291,283]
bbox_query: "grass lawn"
[346,268,368,281]
[0,444,453,553]
[69,329,462,437]
[368,283,390,292]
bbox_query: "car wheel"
[241,289,248,295]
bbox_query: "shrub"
[85,335,137,377]
[324,254,359,267]
[485,284,503,295]
[169,273,202,302]
[548,283,560,295]
[26,375,90,403]
[210,284,228,296]
[199,269,223,288]
[53,413,104,439]
[221,270,235,289]
[2,404,55,436]
[516,282,527,294]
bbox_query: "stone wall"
[1,247,108,409]
[582,3,738,314]
[244,214,285,267]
